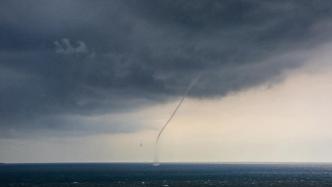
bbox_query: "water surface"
[1,163,332,186]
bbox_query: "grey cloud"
[54,38,89,55]
[1,0,332,137]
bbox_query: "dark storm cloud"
[1,0,332,136]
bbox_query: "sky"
[2,0,332,163]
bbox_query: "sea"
[1,163,332,186]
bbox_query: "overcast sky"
[2,0,332,163]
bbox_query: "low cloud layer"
[1,0,332,137]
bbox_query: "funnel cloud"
[153,73,201,165]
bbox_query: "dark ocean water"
[1,163,332,187]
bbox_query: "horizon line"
[3,161,332,165]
